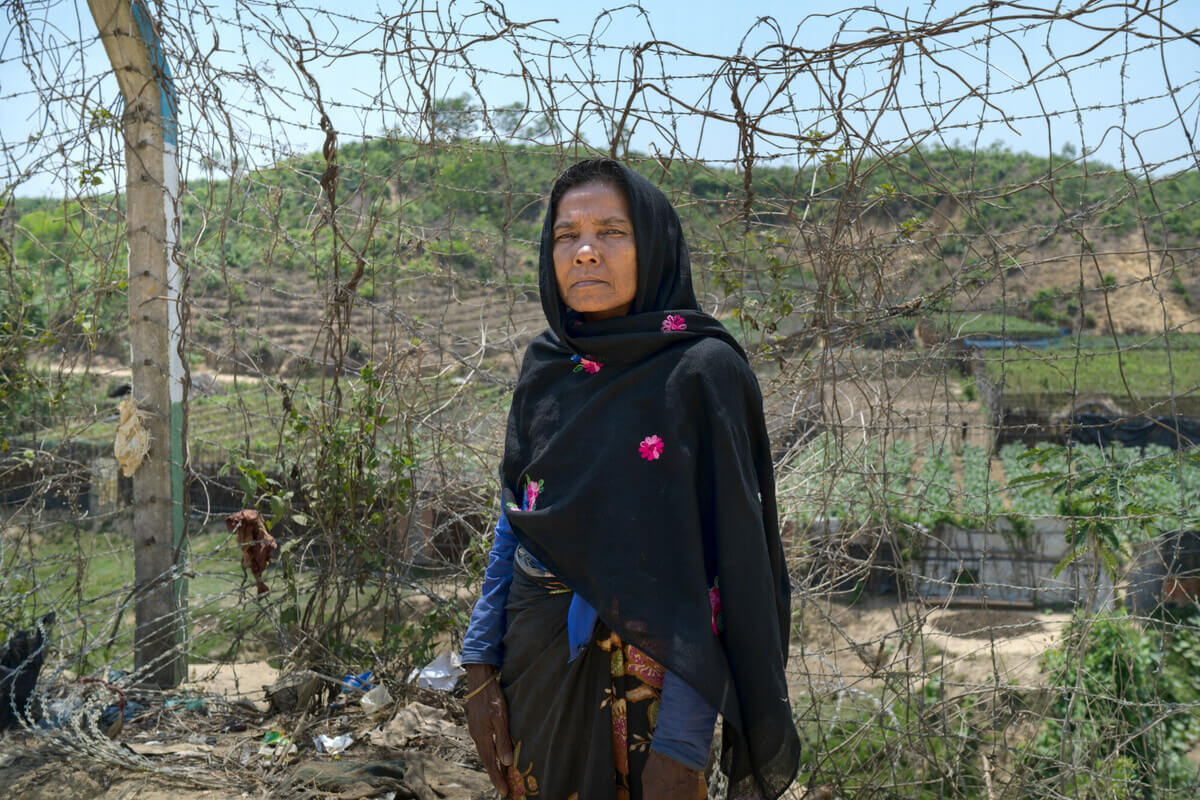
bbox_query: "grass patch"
[940,312,1063,338]
[1,520,253,672]
[983,347,1200,400]
[893,312,1063,339]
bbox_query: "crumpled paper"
[368,702,468,750]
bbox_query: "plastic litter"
[39,696,83,729]
[114,395,151,476]
[267,670,323,714]
[341,670,374,692]
[406,652,464,691]
[99,698,146,728]
[313,732,354,755]
[0,613,54,730]
[164,696,206,712]
[259,729,297,759]
[360,684,392,715]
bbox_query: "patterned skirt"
[500,564,697,799]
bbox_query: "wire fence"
[2,1,1200,797]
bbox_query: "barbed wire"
[1,0,1199,797]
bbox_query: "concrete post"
[88,0,186,687]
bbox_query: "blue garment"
[566,593,597,662]
[460,512,518,666]
[461,510,717,771]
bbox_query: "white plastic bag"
[406,651,465,691]
[360,683,392,714]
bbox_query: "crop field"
[782,436,1200,536]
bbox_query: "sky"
[2,0,1197,198]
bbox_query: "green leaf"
[1099,546,1118,578]
[1052,547,1085,579]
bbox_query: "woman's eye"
[555,232,576,241]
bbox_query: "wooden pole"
[87,0,186,688]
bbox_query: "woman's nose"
[573,242,600,264]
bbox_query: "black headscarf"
[501,158,799,798]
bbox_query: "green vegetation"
[0,521,239,672]
[982,347,1200,406]
[785,436,1200,535]
[896,311,1064,339]
[796,683,989,799]
[5,136,1199,365]
[791,444,1200,799]
[1028,611,1200,796]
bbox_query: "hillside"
[4,139,1198,378]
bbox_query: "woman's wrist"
[464,662,497,688]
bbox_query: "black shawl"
[501,160,799,798]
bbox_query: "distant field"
[982,347,1200,400]
[900,312,1064,339]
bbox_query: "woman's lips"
[573,279,608,288]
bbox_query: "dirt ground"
[0,596,1078,800]
[789,596,1073,696]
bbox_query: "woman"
[461,158,798,799]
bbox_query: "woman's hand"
[642,749,706,799]
[464,663,514,796]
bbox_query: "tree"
[428,94,480,142]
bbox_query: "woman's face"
[552,181,638,321]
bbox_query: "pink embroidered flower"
[638,435,664,461]
[710,581,724,635]
[571,354,603,374]
[572,354,603,374]
[523,477,542,511]
[660,314,687,332]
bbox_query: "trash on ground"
[368,701,469,750]
[163,696,206,712]
[313,733,354,755]
[259,729,298,760]
[341,670,374,693]
[100,698,145,725]
[281,759,410,798]
[38,696,82,729]
[360,684,392,715]
[267,670,324,714]
[0,612,54,730]
[406,652,464,691]
[99,698,146,730]
[128,740,215,758]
